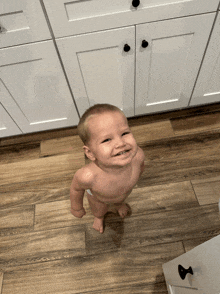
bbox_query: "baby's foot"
[93,217,104,234]
[117,203,130,218]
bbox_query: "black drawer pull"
[124,44,131,52]
[142,40,149,48]
[178,264,193,280]
[132,0,140,8]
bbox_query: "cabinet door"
[135,13,215,115]
[56,27,135,117]
[0,0,51,49]
[163,235,220,294]
[0,41,79,134]
[190,14,220,106]
[43,0,219,38]
[0,104,22,138]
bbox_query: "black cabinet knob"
[132,0,140,8]
[178,265,193,280]
[124,44,131,52]
[142,40,149,48]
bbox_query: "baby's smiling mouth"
[114,150,130,156]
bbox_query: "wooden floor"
[1,103,220,293]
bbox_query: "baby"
[70,104,145,233]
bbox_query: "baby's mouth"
[114,150,130,156]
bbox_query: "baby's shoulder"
[74,163,96,189]
[134,146,145,163]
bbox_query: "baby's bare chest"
[92,164,141,199]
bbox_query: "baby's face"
[86,111,138,168]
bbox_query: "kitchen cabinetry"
[56,14,215,117]
[0,0,79,138]
[0,41,79,135]
[56,27,135,117]
[1,0,219,138]
[135,14,215,115]
[0,0,51,49]
[189,13,220,107]
[163,234,220,293]
[43,0,219,38]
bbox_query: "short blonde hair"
[77,104,126,145]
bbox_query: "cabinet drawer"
[43,0,219,38]
[0,0,51,48]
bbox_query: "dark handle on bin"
[178,264,193,280]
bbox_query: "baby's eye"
[122,132,130,136]
[102,138,111,143]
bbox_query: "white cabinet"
[56,14,215,117]
[0,104,22,138]
[43,0,219,38]
[189,13,220,107]
[0,0,51,49]
[0,41,79,135]
[163,234,220,294]
[135,13,215,115]
[56,27,135,117]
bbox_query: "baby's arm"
[138,147,145,176]
[70,168,93,218]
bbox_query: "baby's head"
[77,104,138,167]
[77,104,127,146]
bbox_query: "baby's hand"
[71,207,86,218]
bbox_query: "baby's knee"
[93,210,106,218]
[93,206,108,218]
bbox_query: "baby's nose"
[115,137,126,147]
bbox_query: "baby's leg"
[115,202,130,218]
[87,192,108,234]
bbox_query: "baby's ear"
[83,146,96,161]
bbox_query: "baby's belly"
[89,189,132,204]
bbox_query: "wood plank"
[0,206,34,236]
[0,153,85,186]
[171,112,220,135]
[35,197,93,231]
[85,282,168,294]
[0,143,40,165]
[131,120,174,144]
[139,132,220,187]
[191,176,220,205]
[107,204,220,248]
[84,205,220,256]
[40,135,83,157]
[0,185,71,209]
[86,212,185,255]
[127,181,199,214]
[0,226,85,270]
[34,182,198,232]
[2,252,165,294]
[183,234,220,252]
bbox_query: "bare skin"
[70,111,145,233]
